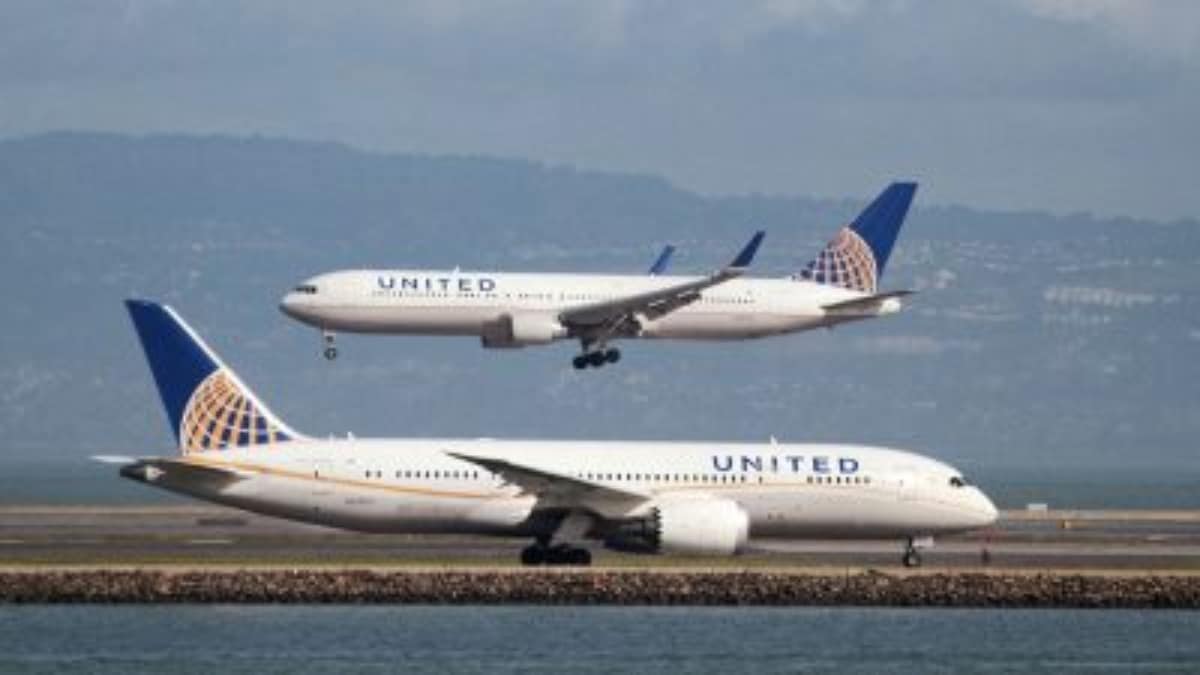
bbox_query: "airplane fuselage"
[281,270,901,344]
[126,439,996,542]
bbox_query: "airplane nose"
[279,293,300,318]
[971,489,999,528]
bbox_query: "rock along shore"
[2,570,1199,607]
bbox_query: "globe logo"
[798,226,878,294]
[179,370,287,453]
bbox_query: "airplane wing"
[647,244,675,275]
[560,231,765,329]
[447,452,648,506]
[822,289,914,314]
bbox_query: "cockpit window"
[294,285,318,295]
[949,476,971,488]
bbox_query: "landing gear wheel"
[587,351,607,368]
[604,348,621,364]
[520,544,545,566]
[323,346,338,360]
[519,544,592,566]
[572,355,588,370]
[902,548,922,568]
[568,548,592,566]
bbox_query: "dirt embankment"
[2,569,1199,608]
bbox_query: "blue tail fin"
[125,300,302,454]
[797,182,917,293]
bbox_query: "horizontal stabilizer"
[822,290,914,313]
[91,455,138,464]
[111,457,256,487]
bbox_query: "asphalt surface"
[1,506,1198,571]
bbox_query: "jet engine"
[604,498,749,556]
[481,313,567,348]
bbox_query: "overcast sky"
[3,0,1198,220]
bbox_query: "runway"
[2,505,1198,571]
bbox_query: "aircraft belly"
[304,482,529,534]
[740,489,939,539]
[316,306,500,336]
[148,472,531,536]
[643,312,821,340]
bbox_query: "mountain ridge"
[1,131,1196,481]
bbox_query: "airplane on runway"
[101,299,996,567]
[280,182,919,369]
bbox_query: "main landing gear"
[520,543,593,566]
[902,545,921,568]
[572,347,620,370]
[902,536,933,568]
[322,330,338,360]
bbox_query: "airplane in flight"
[280,182,919,369]
[102,299,997,567]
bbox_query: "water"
[0,606,1196,673]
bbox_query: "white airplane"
[280,182,919,369]
[103,299,997,567]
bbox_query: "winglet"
[729,230,766,270]
[648,245,675,275]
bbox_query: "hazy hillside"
[2,132,1197,485]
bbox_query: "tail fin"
[125,300,304,454]
[797,182,917,294]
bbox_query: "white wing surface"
[448,451,649,514]
[558,231,765,330]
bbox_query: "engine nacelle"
[605,498,750,556]
[481,313,567,348]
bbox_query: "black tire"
[572,355,588,370]
[571,548,592,566]
[323,346,338,360]
[587,351,606,367]
[543,546,565,565]
[902,550,921,568]
[520,545,544,566]
[605,348,621,364]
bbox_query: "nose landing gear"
[902,536,934,568]
[322,330,338,360]
[902,546,921,568]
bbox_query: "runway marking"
[186,538,235,546]
[0,539,24,545]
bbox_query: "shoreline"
[3,569,1199,608]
